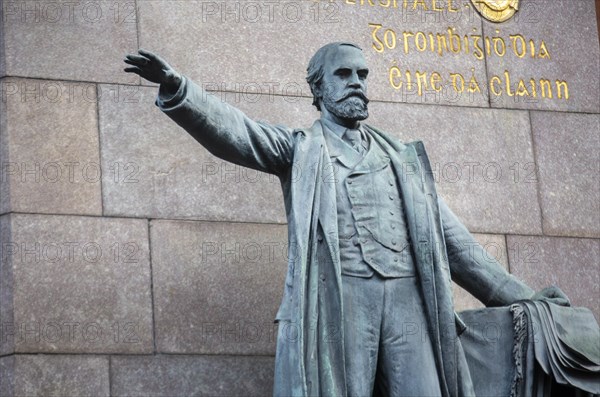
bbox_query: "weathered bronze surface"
[124,43,595,396]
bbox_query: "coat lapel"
[312,121,341,269]
[290,120,347,396]
[288,122,321,395]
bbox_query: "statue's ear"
[313,82,323,98]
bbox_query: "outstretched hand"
[124,49,182,94]
[532,286,571,307]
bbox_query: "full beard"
[322,94,369,121]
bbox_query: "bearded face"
[316,45,371,123]
[321,86,369,121]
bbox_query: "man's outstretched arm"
[124,49,294,176]
[439,198,570,307]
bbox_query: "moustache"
[337,91,369,104]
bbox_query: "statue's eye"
[334,68,352,78]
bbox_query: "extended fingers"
[125,54,150,66]
[138,49,170,67]
[138,49,160,62]
[124,66,142,74]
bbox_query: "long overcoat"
[157,77,535,397]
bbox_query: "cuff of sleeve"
[487,276,535,306]
[155,76,187,110]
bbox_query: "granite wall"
[0,0,598,395]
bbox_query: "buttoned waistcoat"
[322,127,415,278]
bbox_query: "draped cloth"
[460,303,600,397]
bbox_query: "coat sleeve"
[155,76,294,176]
[439,198,535,307]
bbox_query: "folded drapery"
[460,302,599,397]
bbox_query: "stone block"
[483,0,600,113]
[0,88,8,215]
[11,355,109,397]
[531,112,600,238]
[1,215,15,355]
[99,84,318,222]
[0,78,102,216]
[151,220,287,354]
[138,0,489,108]
[7,214,153,353]
[2,0,138,84]
[369,101,542,235]
[0,14,5,79]
[453,233,509,311]
[111,355,274,397]
[507,235,600,322]
[0,356,15,397]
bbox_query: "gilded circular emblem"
[470,0,519,23]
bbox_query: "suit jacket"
[156,76,536,397]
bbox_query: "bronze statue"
[124,43,578,396]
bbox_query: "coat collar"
[322,125,363,168]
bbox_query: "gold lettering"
[493,37,506,56]
[463,35,469,55]
[485,36,491,56]
[538,41,550,59]
[490,76,503,96]
[415,32,427,51]
[403,31,414,53]
[529,40,535,58]
[379,0,392,7]
[413,0,428,10]
[384,29,397,49]
[556,80,569,99]
[529,79,537,98]
[540,79,552,98]
[473,35,484,60]
[436,33,448,56]
[416,71,428,95]
[516,79,529,96]
[389,66,403,89]
[468,71,481,93]
[450,73,465,93]
[504,71,514,97]
[369,23,384,53]
[448,28,461,53]
[510,35,526,58]
[432,0,443,11]
[448,0,458,12]
[430,72,442,92]
[406,70,413,90]
[345,0,356,4]
[429,33,436,52]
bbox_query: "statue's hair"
[306,42,362,111]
